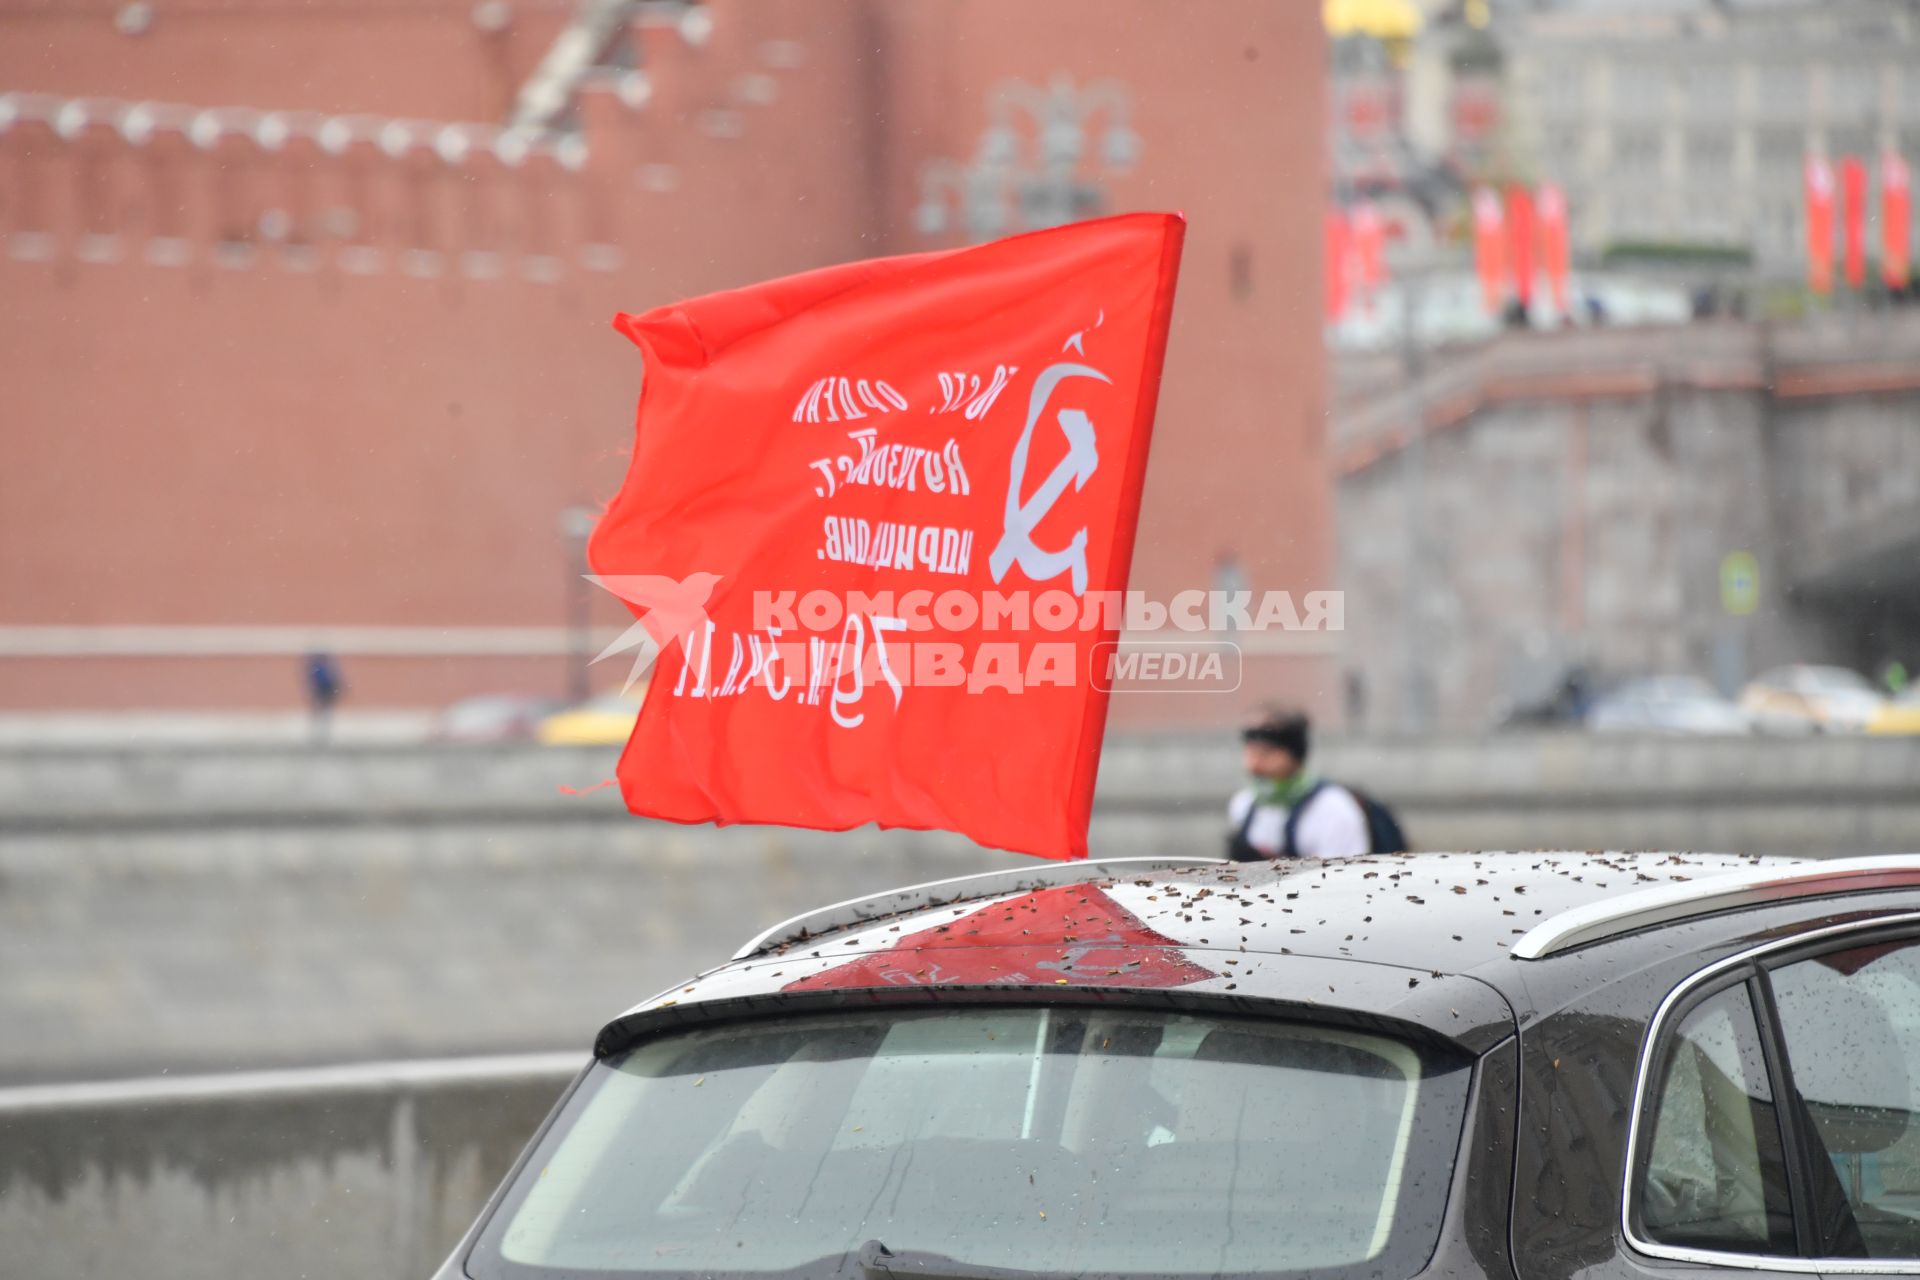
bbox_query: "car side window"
[1638,980,1797,1255]
[1769,937,1920,1260]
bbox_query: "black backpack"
[1228,781,1409,859]
[1347,785,1409,855]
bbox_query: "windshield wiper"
[855,1238,1057,1280]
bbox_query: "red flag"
[1504,183,1537,310]
[1841,155,1868,290]
[1324,205,1351,322]
[589,214,1185,860]
[1536,182,1571,316]
[1883,152,1911,291]
[1351,201,1388,315]
[1806,155,1836,295]
[1472,187,1506,315]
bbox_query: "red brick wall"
[0,0,569,121]
[0,0,1331,721]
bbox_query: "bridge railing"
[0,1052,580,1280]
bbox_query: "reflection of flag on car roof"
[784,885,1218,992]
[590,214,1184,860]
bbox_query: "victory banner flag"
[1805,156,1836,295]
[1535,183,1570,317]
[1471,187,1505,316]
[589,213,1185,860]
[1885,152,1913,291]
[1503,183,1537,310]
[1841,155,1869,291]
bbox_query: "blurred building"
[0,0,1332,721]
[1333,313,1920,730]
[1501,0,1920,268]
[1327,0,1491,250]
[1401,13,1502,179]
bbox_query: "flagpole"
[1398,267,1430,734]
[559,505,597,703]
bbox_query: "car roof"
[597,852,1920,1060]
[747,851,1788,973]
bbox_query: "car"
[1585,674,1752,735]
[434,850,1920,1280]
[535,690,646,746]
[1739,664,1887,734]
[1869,686,1920,737]
[433,694,566,743]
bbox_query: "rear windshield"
[469,1006,1471,1280]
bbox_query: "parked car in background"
[432,694,565,744]
[1739,664,1887,734]
[436,851,1920,1280]
[1870,686,1920,736]
[1489,663,1595,730]
[1585,675,1751,735]
[535,690,645,746]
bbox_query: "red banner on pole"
[1324,205,1351,322]
[1884,152,1912,291]
[1805,155,1835,295]
[1841,155,1869,291]
[1504,184,1537,310]
[589,214,1186,860]
[1536,182,1571,316]
[1472,187,1506,316]
[1351,201,1388,316]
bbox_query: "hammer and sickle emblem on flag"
[989,361,1111,597]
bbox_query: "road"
[3,731,1916,1084]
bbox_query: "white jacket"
[1227,781,1371,859]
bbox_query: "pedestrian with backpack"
[1225,709,1407,861]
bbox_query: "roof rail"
[733,857,1216,961]
[1511,854,1920,961]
